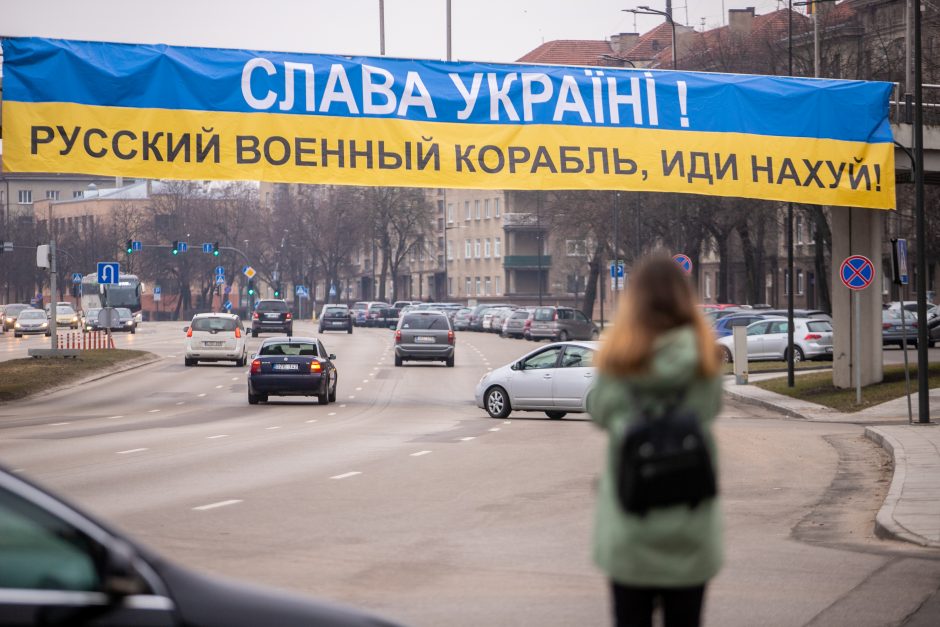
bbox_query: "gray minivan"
[394,311,455,367]
[528,306,599,342]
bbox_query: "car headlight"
[14,322,21,328]
[71,316,79,322]
[125,321,133,326]
[41,322,48,328]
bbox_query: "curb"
[5,352,164,403]
[864,427,940,548]
[722,387,813,421]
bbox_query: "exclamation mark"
[874,164,881,191]
[678,81,689,128]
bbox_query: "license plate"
[414,336,435,343]
[826,347,833,353]
[265,313,279,319]
[273,363,299,371]
[204,341,223,347]
[332,321,344,326]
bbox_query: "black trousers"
[610,581,706,627]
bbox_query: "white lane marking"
[305,419,318,424]
[198,393,207,397]
[231,377,238,381]
[12,468,25,473]
[49,422,70,426]
[265,426,281,430]
[148,409,161,413]
[193,499,242,511]
[117,448,148,455]
[503,421,512,424]
[176,401,185,406]
[487,367,492,371]
[331,471,361,480]
[459,437,476,442]
[489,427,501,432]
[348,395,355,399]
[355,387,362,391]
[362,379,369,383]
[106,415,123,420]
[340,404,347,408]
[411,450,432,457]
[215,385,224,389]
[207,434,229,439]
[328,412,336,416]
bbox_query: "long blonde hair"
[596,253,719,378]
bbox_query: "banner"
[1,37,895,209]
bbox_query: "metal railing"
[890,83,940,126]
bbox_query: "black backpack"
[617,392,718,516]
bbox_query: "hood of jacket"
[627,325,700,394]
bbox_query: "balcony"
[502,213,543,231]
[504,255,552,269]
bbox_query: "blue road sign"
[154,286,161,295]
[672,253,693,275]
[215,275,225,285]
[71,272,83,284]
[295,285,304,295]
[223,300,232,310]
[177,241,188,253]
[202,243,213,254]
[131,240,143,252]
[224,285,232,295]
[97,262,120,285]
[609,262,624,278]
[840,255,875,291]
[894,239,909,286]
[329,283,337,296]
[215,265,225,276]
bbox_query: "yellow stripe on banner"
[2,101,895,209]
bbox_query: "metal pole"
[446,0,452,62]
[854,291,862,404]
[786,0,795,388]
[379,0,386,56]
[48,204,58,350]
[537,192,543,307]
[667,0,676,69]
[900,307,913,424]
[906,0,914,92]
[913,0,929,423]
[613,192,620,309]
[813,10,820,77]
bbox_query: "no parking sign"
[840,255,874,291]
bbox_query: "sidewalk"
[724,376,940,548]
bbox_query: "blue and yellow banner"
[1,37,895,209]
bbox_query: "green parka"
[588,325,723,587]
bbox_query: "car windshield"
[86,309,101,318]
[255,301,288,312]
[19,311,44,320]
[192,317,237,332]
[401,314,448,330]
[5,305,30,316]
[56,307,74,314]
[259,342,318,356]
[324,307,348,316]
[807,321,832,332]
[117,308,132,318]
[534,307,555,321]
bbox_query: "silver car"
[716,317,833,363]
[12,308,50,337]
[475,341,598,420]
[394,311,455,367]
[527,306,599,342]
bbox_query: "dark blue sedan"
[248,337,337,405]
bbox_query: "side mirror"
[329,353,336,360]
[183,326,189,332]
[511,361,523,371]
[101,539,147,598]
[250,353,257,359]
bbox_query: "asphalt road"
[1,321,939,626]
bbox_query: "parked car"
[351,301,371,326]
[392,300,421,310]
[53,304,81,329]
[758,308,832,321]
[467,303,512,331]
[716,317,833,363]
[394,310,455,367]
[318,304,353,333]
[12,308,50,337]
[365,302,392,327]
[0,465,401,626]
[2,303,31,332]
[712,312,781,338]
[452,307,473,331]
[475,341,598,419]
[703,308,742,324]
[184,313,247,367]
[527,306,599,342]
[502,309,533,339]
[882,309,939,348]
[251,299,293,337]
[482,306,512,333]
[248,337,338,405]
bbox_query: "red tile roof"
[516,40,615,66]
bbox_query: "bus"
[80,273,143,316]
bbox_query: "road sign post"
[672,253,693,275]
[891,238,913,423]
[840,255,875,405]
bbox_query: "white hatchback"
[184,313,247,367]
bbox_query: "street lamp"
[624,4,677,69]
[793,0,838,77]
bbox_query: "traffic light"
[273,283,281,298]
[212,242,220,257]
[171,241,179,255]
[247,279,255,296]
[125,239,134,254]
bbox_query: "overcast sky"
[2,0,796,62]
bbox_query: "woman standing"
[589,254,723,627]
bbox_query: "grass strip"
[722,360,827,375]
[755,362,940,413]
[0,350,151,403]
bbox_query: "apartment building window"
[448,277,454,296]
[465,277,471,295]
[474,239,481,259]
[465,201,471,220]
[485,277,492,295]
[494,198,500,217]
[484,199,491,218]
[17,190,32,204]
[447,202,455,223]
[784,270,789,295]
[473,199,480,219]
[484,239,491,258]
[797,270,805,295]
[45,190,60,200]
[566,240,587,256]
[495,276,501,294]
[475,277,481,295]
[72,190,84,199]
[795,215,804,244]
[705,273,712,299]
[447,240,454,260]
[465,238,472,259]
[494,237,501,258]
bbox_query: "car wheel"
[252,330,258,338]
[558,330,569,342]
[446,356,455,367]
[485,386,512,419]
[786,346,805,363]
[317,383,329,405]
[131,327,136,334]
[328,379,337,403]
[347,326,353,334]
[545,411,567,420]
[14,333,21,338]
[236,355,246,368]
[248,392,260,405]
[720,347,733,364]
[184,358,195,367]
[395,354,403,367]
[45,332,51,337]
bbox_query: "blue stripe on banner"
[1,37,894,144]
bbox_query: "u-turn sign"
[97,262,119,285]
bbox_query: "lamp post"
[624,3,677,69]
[793,0,838,77]
[785,0,795,388]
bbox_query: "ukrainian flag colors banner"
[1,37,895,209]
